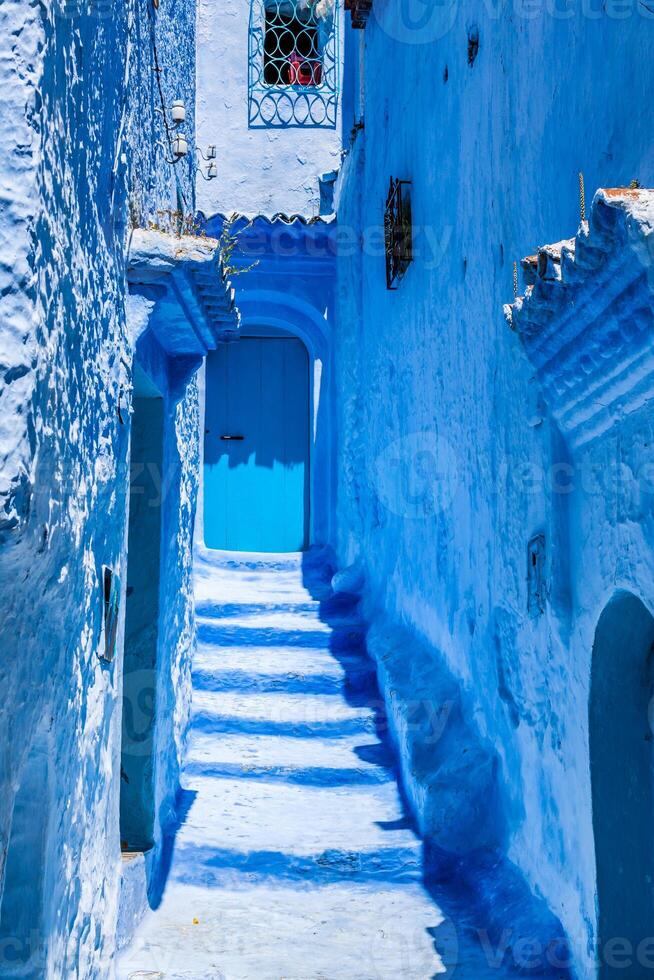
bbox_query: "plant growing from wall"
[151,209,205,237]
[217,214,260,278]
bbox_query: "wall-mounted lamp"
[155,136,190,165]
[153,98,190,165]
[171,100,186,125]
[196,145,217,161]
[172,133,189,159]
[194,144,218,181]
[155,100,187,127]
[197,161,218,182]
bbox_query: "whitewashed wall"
[196,0,343,217]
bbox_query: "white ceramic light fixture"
[171,100,186,125]
[172,133,189,159]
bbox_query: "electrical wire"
[147,0,189,209]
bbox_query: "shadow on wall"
[590,591,654,980]
[300,551,573,979]
[120,396,165,857]
[203,338,310,471]
[203,335,312,552]
[0,718,52,976]
[146,787,198,911]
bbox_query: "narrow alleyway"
[118,550,518,980]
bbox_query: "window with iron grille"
[249,0,339,128]
[384,178,413,289]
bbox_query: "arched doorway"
[590,591,654,977]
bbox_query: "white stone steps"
[171,775,420,859]
[185,730,392,779]
[190,690,377,740]
[197,609,333,632]
[118,880,445,980]
[193,641,371,678]
[116,552,451,980]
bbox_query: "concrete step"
[196,619,366,653]
[190,690,378,738]
[171,775,421,863]
[185,731,394,786]
[193,641,372,677]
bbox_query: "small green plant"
[134,207,259,283]
[218,214,260,278]
[148,209,206,238]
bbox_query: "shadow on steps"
[301,549,573,979]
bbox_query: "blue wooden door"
[204,337,310,552]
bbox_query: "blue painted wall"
[0,0,199,973]
[333,5,654,976]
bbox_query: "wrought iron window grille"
[384,178,413,289]
[249,0,339,128]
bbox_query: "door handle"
[220,435,244,441]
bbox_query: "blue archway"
[199,214,336,549]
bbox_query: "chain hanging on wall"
[248,0,339,128]
[579,171,586,223]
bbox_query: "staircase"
[117,549,522,979]
[505,187,654,449]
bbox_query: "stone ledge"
[127,229,241,355]
[505,188,654,448]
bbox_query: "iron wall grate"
[384,178,413,289]
[344,0,373,29]
[249,0,339,128]
[527,534,546,616]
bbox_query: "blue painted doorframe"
[204,337,310,552]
